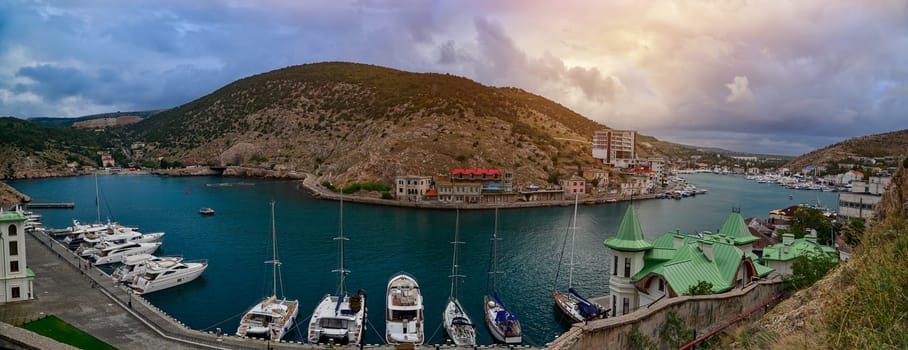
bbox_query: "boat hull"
[131,262,207,295]
[443,298,476,346]
[553,290,585,323]
[385,273,424,345]
[484,295,522,344]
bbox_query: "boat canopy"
[493,293,519,321]
[569,288,602,317]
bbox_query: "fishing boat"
[386,272,424,345]
[129,258,208,295]
[484,208,522,344]
[236,202,299,340]
[307,193,365,345]
[553,195,606,323]
[198,208,215,215]
[443,209,476,346]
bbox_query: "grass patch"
[20,315,117,350]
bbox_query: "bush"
[784,252,837,290]
[380,192,393,199]
[627,324,657,350]
[685,280,714,296]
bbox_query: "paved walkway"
[1,228,541,350]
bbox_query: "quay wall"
[548,280,788,350]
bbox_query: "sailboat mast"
[333,191,349,296]
[449,209,464,299]
[569,195,579,289]
[271,201,278,297]
[493,208,499,293]
[95,174,101,224]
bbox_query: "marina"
[7,173,839,346]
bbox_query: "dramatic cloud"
[1,0,907,155]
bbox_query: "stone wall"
[548,280,787,350]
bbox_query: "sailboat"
[484,208,522,344]
[553,195,606,323]
[307,193,365,345]
[236,202,300,340]
[443,209,476,346]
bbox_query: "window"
[10,260,19,273]
[8,224,16,236]
[622,297,629,315]
[613,256,618,275]
[624,257,631,277]
[612,296,617,317]
[8,241,17,256]
[658,279,664,292]
[11,287,20,299]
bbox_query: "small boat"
[386,272,424,345]
[199,208,215,215]
[443,210,476,346]
[236,202,299,340]
[129,258,208,295]
[553,196,606,323]
[307,193,366,345]
[484,208,522,344]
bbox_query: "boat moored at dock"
[385,272,424,345]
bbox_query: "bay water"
[8,173,838,346]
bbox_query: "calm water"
[8,173,837,346]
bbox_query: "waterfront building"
[592,129,637,168]
[619,174,654,196]
[838,175,891,220]
[395,175,433,201]
[605,208,774,316]
[435,169,516,204]
[761,232,837,276]
[0,210,34,304]
[560,175,586,198]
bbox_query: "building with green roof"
[605,209,774,317]
[1,209,33,304]
[761,232,837,275]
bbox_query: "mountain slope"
[132,62,676,184]
[785,129,908,171]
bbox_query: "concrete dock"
[0,228,543,349]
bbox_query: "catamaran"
[553,195,606,323]
[484,208,522,344]
[236,202,299,340]
[307,193,365,345]
[443,209,476,346]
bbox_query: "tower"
[1,209,33,303]
[604,205,652,317]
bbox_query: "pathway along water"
[9,173,837,346]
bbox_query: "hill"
[785,129,908,173]
[130,62,682,185]
[28,110,165,127]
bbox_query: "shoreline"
[3,165,669,210]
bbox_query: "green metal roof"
[632,231,776,295]
[604,206,653,252]
[747,253,775,277]
[0,211,26,223]
[26,268,35,278]
[762,238,838,263]
[718,212,760,245]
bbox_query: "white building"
[592,130,637,168]
[394,175,433,201]
[838,176,891,220]
[1,210,33,303]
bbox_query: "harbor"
[4,173,839,347]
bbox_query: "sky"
[2,1,907,156]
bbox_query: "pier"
[25,202,75,209]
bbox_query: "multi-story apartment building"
[560,175,586,198]
[592,129,637,168]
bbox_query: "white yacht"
[385,273,424,345]
[82,241,161,265]
[112,254,184,284]
[236,202,299,341]
[443,210,476,346]
[307,194,365,345]
[129,258,207,295]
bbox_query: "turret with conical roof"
[717,211,759,254]
[605,205,653,317]
[605,205,653,252]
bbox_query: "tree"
[784,252,837,290]
[685,281,714,296]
